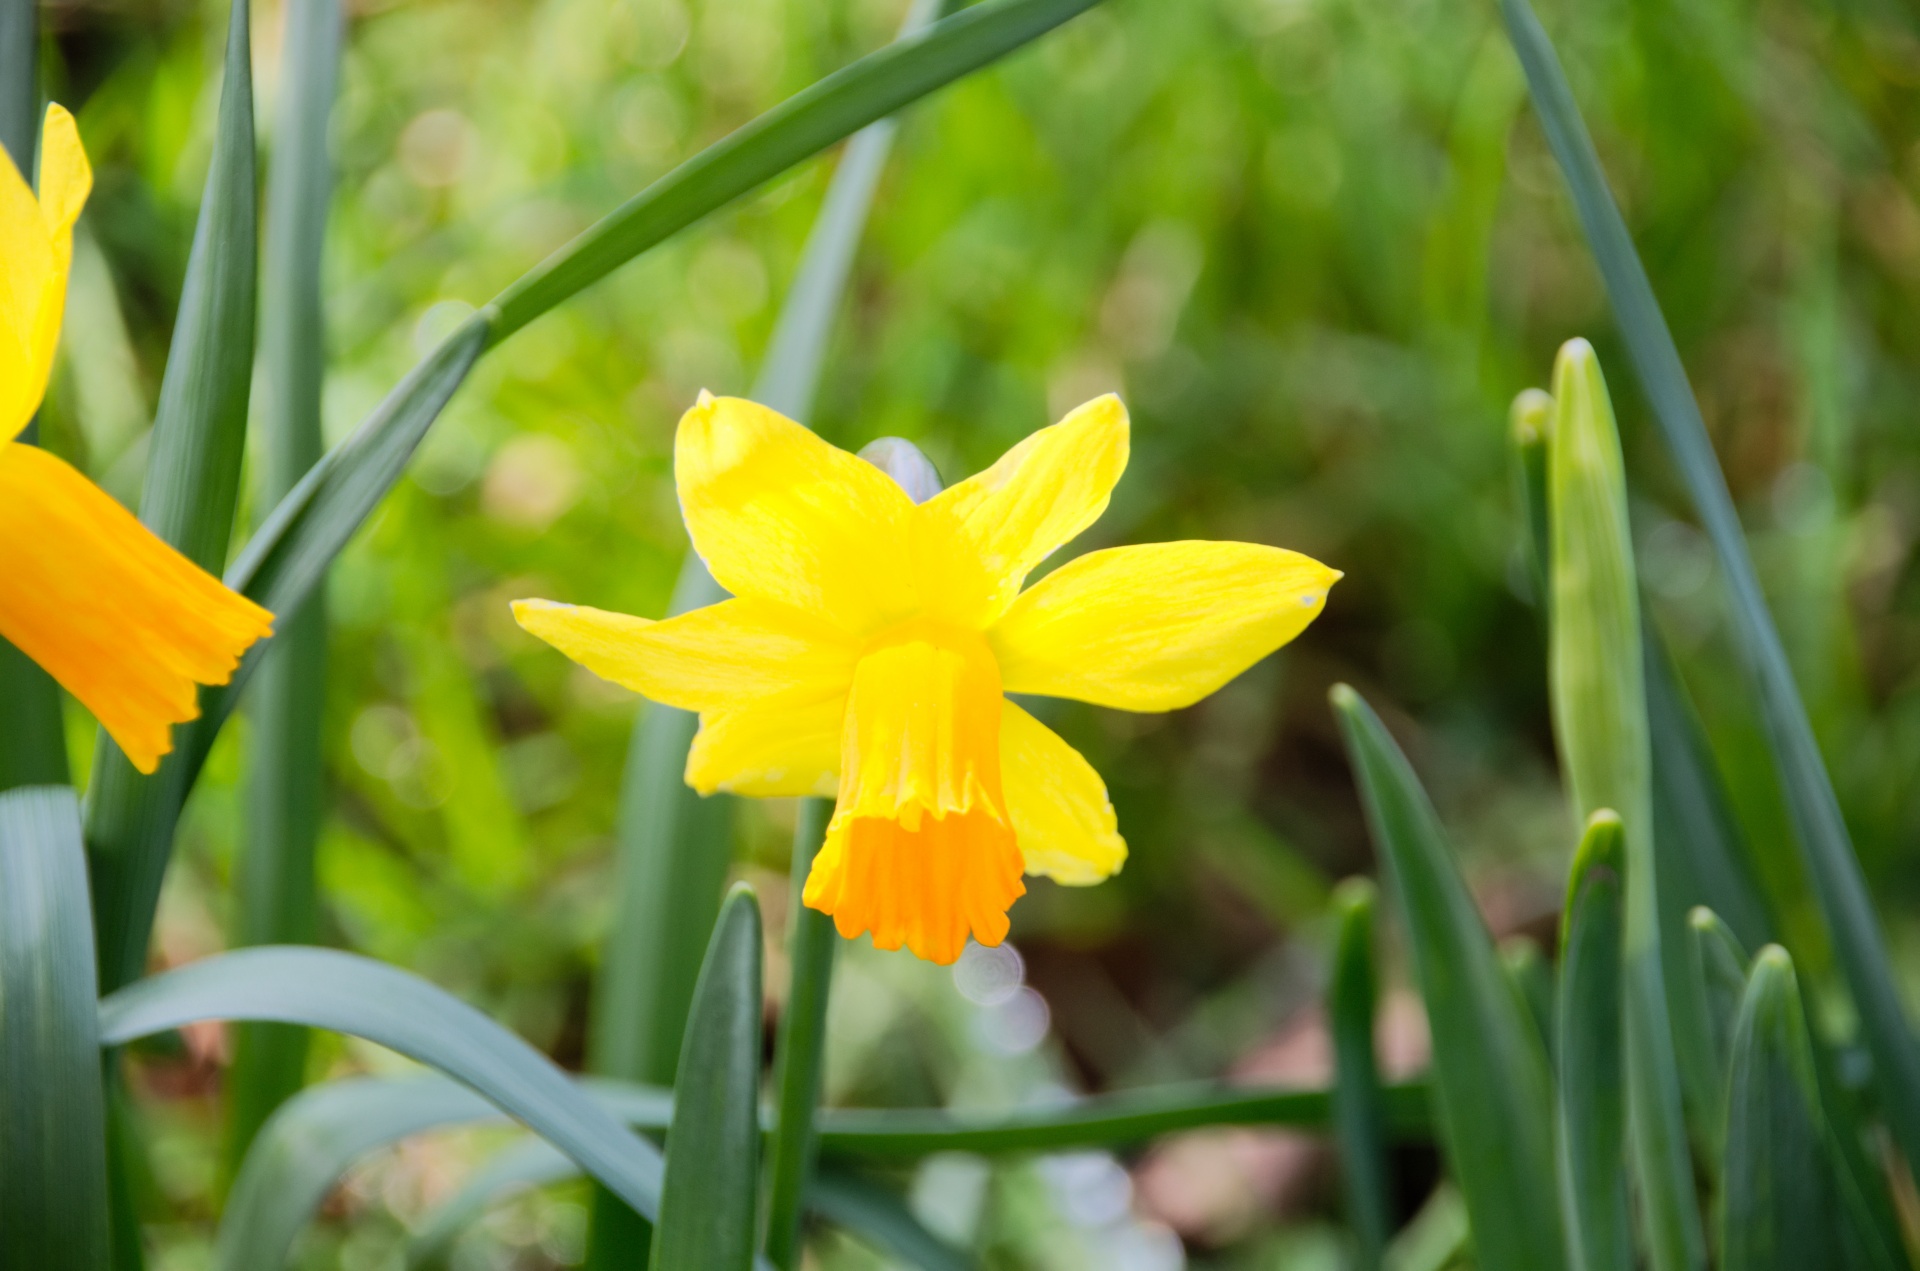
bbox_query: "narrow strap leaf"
[1499,0,1920,1177]
[0,787,110,1270]
[1329,684,1565,1271]
[1329,877,1393,1269]
[84,0,258,992]
[1544,339,1703,1270]
[652,887,765,1271]
[1719,947,1840,1269]
[98,946,665,1219]
[807,1172,975,1271]
[1557,812,1631,1271]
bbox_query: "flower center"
[801,618,1024,964]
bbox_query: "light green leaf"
[1499,0,1920,1177]
[1557,812,1631,1271]
[228,0,345,1169]
[1509,386,1552,608]
[97,947,664,1219]
[1720,947,1840,1269]
[1545,338,1702,1271]
[85,0,258,992]
[652,887,765,1271]
[0,787,109,1270]
[1329,684,1565,1271]
[1329,877,1393,1269]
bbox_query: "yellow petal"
[920,394,1128,625]
[991,540,1340,711]
[675,393,918,636]
[510,596,855,713]
[0,442,273,773]
[1001,701,1127,885]
[801,619,1022,965]
[35,105,92,237]
[686,697,844,797]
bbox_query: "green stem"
[763,800,836,1269]
[227,0,343,1171]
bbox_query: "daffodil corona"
[516,393,1339,963]
[0,106,272,773]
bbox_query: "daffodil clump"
[516,393,1338,963]
[0,106,272,772]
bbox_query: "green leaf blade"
[1329,877,1393,1269]
[1545,339,1703,1271]
[652,887,765,1271]
[0,786,110,1270]
[1330,684,1566,1271]
[766,799,838,1267]
[1557,812,1631,1271]
[1720,947,1840,1270]
[85,0,259,992]
[97,947,665,1219]
[1498,0,1920,1177]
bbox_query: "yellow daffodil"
[514,392,1339,963]
[0,106,272,774]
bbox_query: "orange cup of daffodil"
[0,105,272,773]
[515,392,1339,964]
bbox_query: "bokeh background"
[31,0,1920,1263]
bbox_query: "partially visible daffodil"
[515,393,1339,963]
[0,106,273,773]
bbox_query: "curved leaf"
[808,1172,974,1271]
[1330,683,1565,1271]
[97,947,663,1218]
[408,1138,576,1270]
[0,787,109,1269]
[652,887,764,1270]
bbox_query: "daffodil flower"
[0,106,273,773]
[515,393,1339,963]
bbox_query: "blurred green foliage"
[33,0,1920,1261]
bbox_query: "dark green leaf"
[816,1080,1431,1158]
[0,787,109,1269]
[1687,905,1750,1151]
[228,0,345,1168]
[1557,812,1631,1271]
[0,35,70,792]
[1329,877,1393,1269]
[85,0,257,992]
[1330,684,1565,1271]
[97,947,664,1218]
[1720,947,1840,1269]
[652,887,765,1271]
[1499,0,1920,1176]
